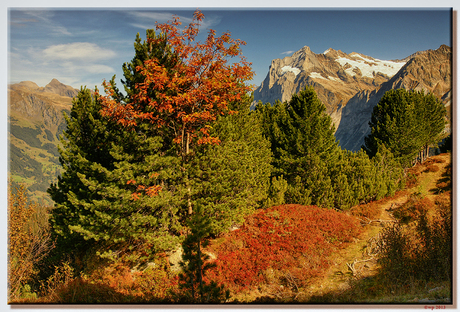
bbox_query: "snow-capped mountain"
[253,45,451,151]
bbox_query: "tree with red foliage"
[99,10,253,214]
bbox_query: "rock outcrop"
[9,79,75,128]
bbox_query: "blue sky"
[8,8,452,90]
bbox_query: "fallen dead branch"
[346,258,375,277]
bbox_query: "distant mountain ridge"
[253,44,452,151]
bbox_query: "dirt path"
[297,153,452,302]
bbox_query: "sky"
[7,7,453,91]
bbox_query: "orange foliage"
[99,9,253,155]
[44,257,179,303]
[349,201,381,220]
[97,10,253,202]
[393,195,434,224]
[424,164,440,173]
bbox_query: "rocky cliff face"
[254,45,452,151]
[254,46,405,113]
[9,79,77,128]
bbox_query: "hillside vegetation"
[8,82,72,204]
[8,153,452,304]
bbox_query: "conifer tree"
[48,87,118,258]
[258,86,405,210]
[189,94,272,234]
[177,205,229,303]
[363,89,447,167]
[48,30,184,264]
[257,86,341,207]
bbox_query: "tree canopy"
[257,86,404,209]
[363,89,447,167]
[98,10,254,215]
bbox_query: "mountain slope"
[8,79,77,204]
[335,45,451,151]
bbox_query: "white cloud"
[42,42,116,61]
[84,64,115,74]
[128,11,193,24]
[281,50,295,55]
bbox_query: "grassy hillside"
[8,82,72,205]
[9,116,67,204]
[10,153,452,305]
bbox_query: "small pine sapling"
[177,205,229,303]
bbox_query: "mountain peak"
[43,79,79,98]
[48,78,62,85]
[15,81,40,90]
[254,45,406,110]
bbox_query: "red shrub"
[206,205,362,292]
[350,201,381,220]
[74,257,179,303]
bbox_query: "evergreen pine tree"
[48,31,183,264]
[48,87,118,259]
[363,89,447,167]
[189,94,272,234]
[257,86,342,207]
[177,204,229,303]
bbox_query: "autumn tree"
[98,10,253,215]
[8,182,53,301]
[363,89,447,167]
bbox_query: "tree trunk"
[197,239,203,302]
[185,131,192,215]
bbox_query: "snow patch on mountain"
[336,56,406,78]
[281,65,301,76]
[309,72,325,79]
[310,72,343,83]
